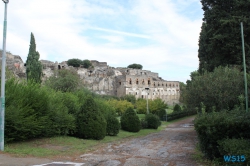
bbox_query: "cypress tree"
[198,0,250,73]
[26,33,42,83]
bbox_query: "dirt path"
[0,116,198,166]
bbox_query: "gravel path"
[0,116,198,166]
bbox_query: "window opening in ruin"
[158,83,160,86]
[142,95,144,98]
[136,92,137,95]
[148,93,149,95]
[129,78,132,84]
[154,82,155,86]
[162,84,164,86]
[177,84,178,87]
[141,72,142,75]
[127,70,129,72]
[142,79,145,84]
[136,79,139,84]
[166,84,167,87]
[119,82,121,85]
[145,72,146,75]
[148,79,151,85]
[58,65,61,69]
[153,93,154,95]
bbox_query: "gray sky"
[0,0,203,83]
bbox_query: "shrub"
[173,104,182,112]
[45,69,80,92]
[166,110,196,121]
[106,115,120,136]
[145,114,161,129]
[120,107,141,132]
[67,58,83,67]
[5,79,51,142]
[155,108,166,120]
[140,119,148,129]
[107,99,134,116]
[76,95,106,140]
[194,110,250,160]
[47,91,76,136]
[185,66,244,112]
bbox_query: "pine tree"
[198,0,250,73]
[26,33,42,83]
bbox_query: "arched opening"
[136,79,139,84]
[148,78,151,85]
[58,65,61,69]
[129,78,132,85]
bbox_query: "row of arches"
[127,78,178,87]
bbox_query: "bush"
[218,138,250,165]
[194,110,250,160]
[76,95,106,140]
[144,114,161,129]
[5,79,51,142]
[106,115,120,136]
[155,108,166,120]
[47,91,76,136]
[140,119,148,129]
[120,107,141,132]
[67,58,83,67]
[185,66,244,112]
[173,104,182,112]
[45,69,80,92]
[166,110,196,121]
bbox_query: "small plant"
[173,104,182,112]
[120,107,141,132]
[144,114,161,129]
[106,114,120,136]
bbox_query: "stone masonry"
[0,51,180,105]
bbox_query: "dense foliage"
[194,109,250,160]
[198,0,250,73]
[136,98,168,115]
[120,107,141,132]
[75,95,107,140]
[5,79,75,142]
[107,99,134,115]
[173,104,182,112]
[144,114,161,129]
[127,63,143,69]
[67,58,91,68]
[44,68,81,92]
[185,66,244,112]
[26,33,42,83]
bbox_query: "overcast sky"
[0,0,203,83]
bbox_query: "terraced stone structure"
[0,51,180,105]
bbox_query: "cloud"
[0,0,203,83]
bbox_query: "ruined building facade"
[0,51,180,105]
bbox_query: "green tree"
[185,66,244,112]
[198,0,250,73]
[82,59,91,68]
[120,107,141,132]
[76,95,106,140]
[67,58,83,67]
[127,63,143,69]
[44,68,80,92]
[26,33,42,83]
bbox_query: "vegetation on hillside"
[127,63,143,69]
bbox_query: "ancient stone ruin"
[0,51,180,105]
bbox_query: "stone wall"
[0,52,180,105]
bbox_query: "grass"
[4,115,195,158]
